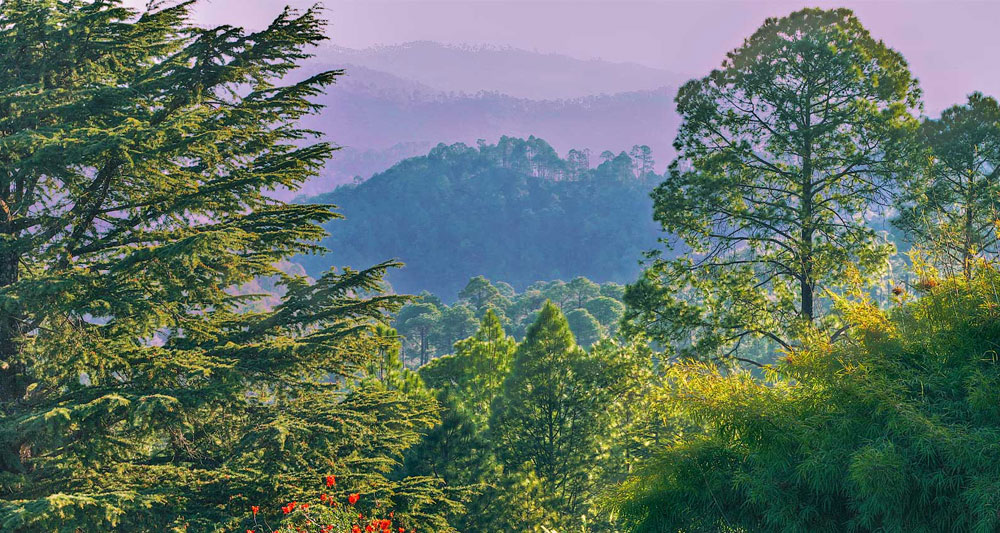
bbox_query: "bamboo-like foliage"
[613,263,1000,532]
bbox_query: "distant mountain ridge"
[274,41,684,198]
[314,41,682,99]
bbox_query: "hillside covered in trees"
[298,136,662,297]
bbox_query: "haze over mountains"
[319,41,680,99]
[291,41,683,196]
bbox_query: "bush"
[612,265,1000,532]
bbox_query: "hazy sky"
[127,0,1000,115]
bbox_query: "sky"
[126,0,1000,116]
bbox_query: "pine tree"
[0,1,455,530]
[896,92,1000,278]
[420,310,515,421]
[624,8,922,363]
[489,302,613,520]
[408,310,558,532]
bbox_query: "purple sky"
[128,0,1000,115]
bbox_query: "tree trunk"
[0,245,24,405]
[801,143,815,323]
[963,175,974,279]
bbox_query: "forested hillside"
[298,136,663,297]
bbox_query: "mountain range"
[283,41,683,197]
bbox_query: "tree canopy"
[0,2,455,530]
[896,92,1000,277]
[624,8,922,364]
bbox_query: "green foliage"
[625,7,921,364]
[0,2,455,530]
[896,92,1000,278]
[393,276,626,365]
[459,275,511,314]
[428,304,479,357]
[585,297,626,335]
[565,308,603,347]
[298,137,662,297]
[397,298,660,531]
[490,302,616,522]
[394,302,440,366]
[403,311,546,531]
[613,267,1000,532]
[420,310,516,421]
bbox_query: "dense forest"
[298,136,662,296]
[8,2,1000,533]
[392,275,627,365]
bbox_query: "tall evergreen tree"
[624,8,921,363]
[0,1,454,530]
[395,302,440,366]
[896,92,1000,277]
[421,310,515,421]
[489,302,612,519]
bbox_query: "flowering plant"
[245,476,416,533]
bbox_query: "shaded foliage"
[298,137,662,297]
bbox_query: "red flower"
[366,526,375,532]
[251,505,259,516]
[348,493,360,505]
[320,493,328,502]
[399,529,405,533]
[326,475,336,487]
[352,527,361,533]
[301,503,309,511]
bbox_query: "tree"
[629,144,655,178]
[566,148,591,179]
[585,296,626,333]
[430,303,479,356]
[625,8,921,363]
[419,310,515,421]
[566,276,601,309]
[600,282,626,300]
[395,302,441,366]
[589,339,665,482]
[0,2,457,530]
[366,324,404,382]
[458,275,508,313]
[409,311,556,532]
[450,310,516,419]
[896,92,1000,277]
[612,267,1000,532]
[490,302,612,519]
[566,308,603,347]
